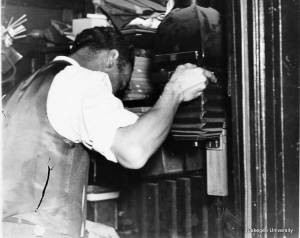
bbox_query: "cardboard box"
[73,18,110,35]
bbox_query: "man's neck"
[69,48,119,94]
[69,48,107,72]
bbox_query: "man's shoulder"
[58,64,107,80]
[53,65,111,95]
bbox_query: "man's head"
[70,27,134,94]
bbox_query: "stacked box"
[123,57,156,101]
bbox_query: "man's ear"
[106,49,119,69]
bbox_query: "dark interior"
[2,0,299,237]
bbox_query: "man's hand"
[86,220,119,238]
[165,63,217,102]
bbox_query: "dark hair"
[71,27,134,69]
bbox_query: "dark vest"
[2,61,90,238]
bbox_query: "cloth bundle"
[171,83,226,141]
[126,82,226,141]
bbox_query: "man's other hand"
[86,220,119,238]
[165,63,217,102]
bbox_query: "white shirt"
[47,56,138,163]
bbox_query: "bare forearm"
[112,84,181,168]
[127,85,181,155]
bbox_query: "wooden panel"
[176,178,192,238]
[231,0,300,236]
[223,0,245,236]
[190,176,207,238]
[87,199,118,228]
[159,180,178,238]
[142,183,160,238]
[117,173,228,238]
[206,130,228,196]
[118,188,140,237]
[278,0,299,234]
[246,0,299,235]
[142,141,184,176]
[184,145,204,172]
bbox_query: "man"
[2,27,215,238]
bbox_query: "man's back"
[2,61,90,238]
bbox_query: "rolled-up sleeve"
[80,80,138,163]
